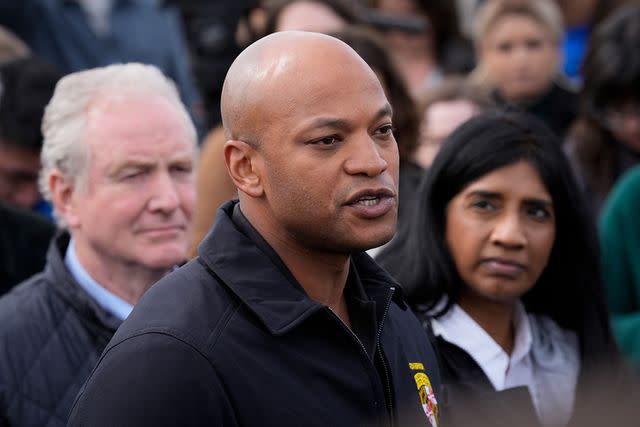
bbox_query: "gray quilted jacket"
[0,232,121,427]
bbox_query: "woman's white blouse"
[431,302,579,426]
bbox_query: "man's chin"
[349,229,396,253]
[139,246,187,271]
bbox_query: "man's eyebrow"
[110,151,194,170]
[108,159,155,177]
[376,103,393,121]
[308,117,350,130]
[306,104,394,131]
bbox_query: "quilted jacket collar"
[45,232,122,332]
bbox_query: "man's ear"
[49,170,81,228]
[224,140,264,198]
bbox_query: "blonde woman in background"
[470,0,577,139]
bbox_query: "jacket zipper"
[326,286,396,427]
[326,306,386,426]
[326,306,370,363]
[376,287,395,427]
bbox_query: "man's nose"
[343,134,390,177]
[147,172,180,213]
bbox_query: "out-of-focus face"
[251,43,400,254]
[376,0,431,52]
[62,94,196,272]
[0,144,41,209]
[606,100,640,152]
[445,161,556,309]
[276,0,346,33]
[480,14,559,102]
[415,99,478,168]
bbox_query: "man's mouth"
[355,195,382,206]
[346,187,396,205]
[345,189,396,219]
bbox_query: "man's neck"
[241,204,352,325]
[281,247,353,329]
[71,238,168,305]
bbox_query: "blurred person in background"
[565,4,640,221]
[0,40,57,297]
[366,0,474,98]
[0,63,197,427]
[555,0,631,84]
[0,26,29,64]
[0,0,203,135]
[599,165,640,370]
[0,202,55,295]
[163,0,260,129]
[470,0,577,139]
[413,76,488,168]
[262,0,360,34]
[378,112,629,427]
[0,56,62,217]
[188,0,361,257]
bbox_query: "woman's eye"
[527,206,551,220]
[526,39,543,50]
[471,200,495,211]
[497,42,512,53]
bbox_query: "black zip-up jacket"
[0,232,121,427]
[68,201,442,427]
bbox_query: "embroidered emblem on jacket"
[410,363,438,426]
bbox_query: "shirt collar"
[64,238,133,321]
[511,302,533,365]
[198,200,403,336]
[431,301,532,390]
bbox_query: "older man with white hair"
[0,63,197,427]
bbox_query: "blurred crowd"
[1,0,640,426]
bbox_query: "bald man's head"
[222,30,399,254]
[220,31,379,145]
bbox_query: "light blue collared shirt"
[65,239,134,321]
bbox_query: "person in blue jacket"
[68,31,442,427]
[0,0,203,134]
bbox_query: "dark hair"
[570,4,640,191]
[331,26,419,163]
[0,56,62,151]
[263,0,361,35]
[378,111,618,368]
[413,0,466,69]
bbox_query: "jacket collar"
[45,231,122,331]
[198,200,406,336]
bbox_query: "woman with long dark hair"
[378,112,627,426]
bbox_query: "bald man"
[68,32,441,427]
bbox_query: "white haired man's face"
[63,94,196,272]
